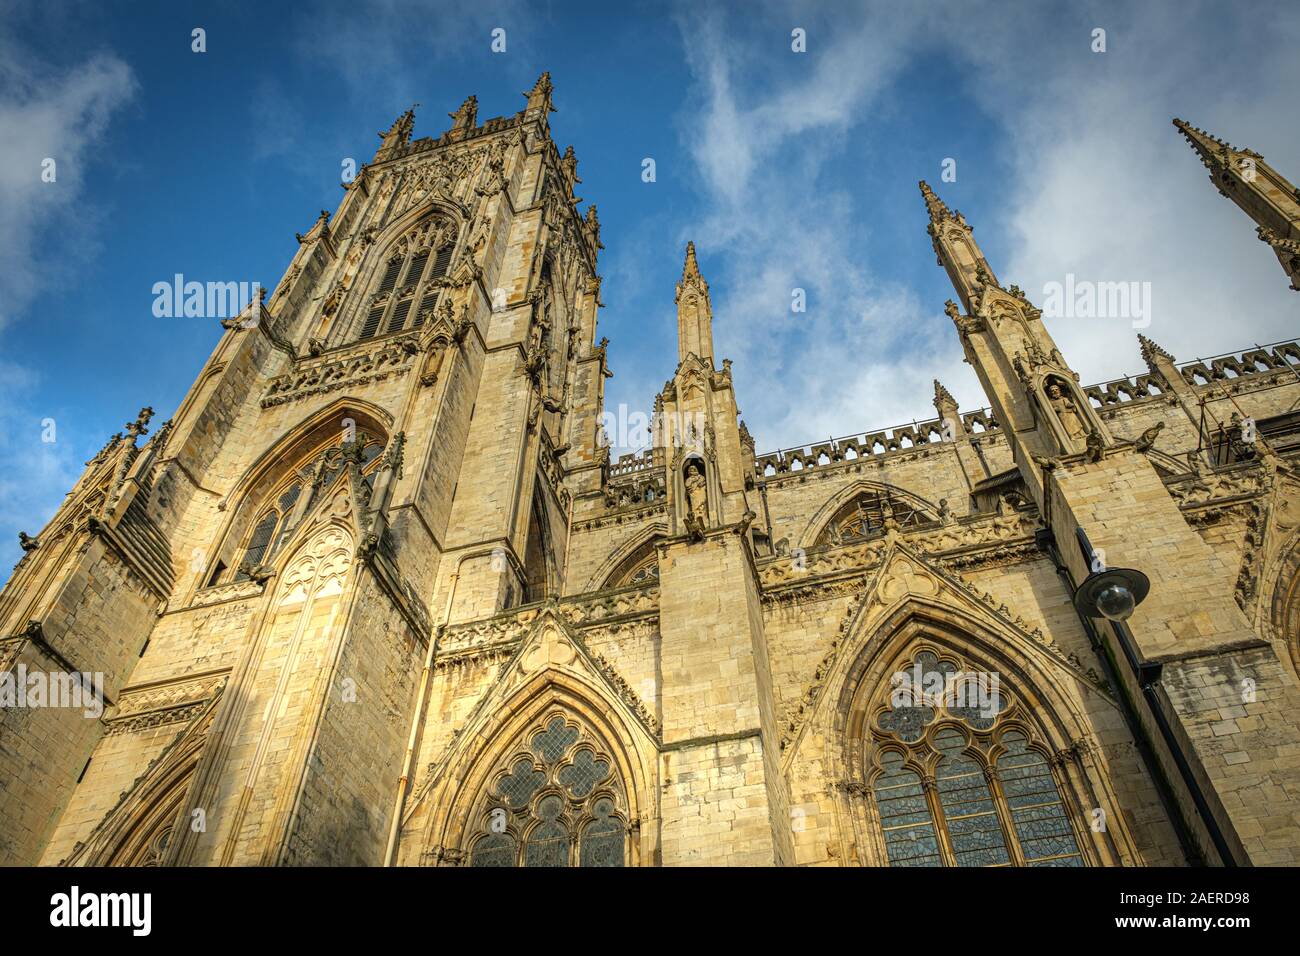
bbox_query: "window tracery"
[218,434,384,586]
[867,649,1085,867]
[358,216,458,341]
[817,490,929,546]
[468,714,628,867]
[604,540,661,590]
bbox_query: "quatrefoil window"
[497,757,545,809]
[559,750,610,798]
[532,717,579,763]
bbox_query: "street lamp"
[1070,527,1150,622]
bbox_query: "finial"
[1171,116,1247,169]
[1137,333,1174,371]
[919,180,951,222]
[680,241,706,286]
[449,95,478,131]
[524,72,556,113]
[125,407,155,441]
[378,105,417,146]
[933,379,957,409]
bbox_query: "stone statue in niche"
[1045,377,1088,444]
[683,460,708,539]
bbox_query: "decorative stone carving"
[683,460,708,539]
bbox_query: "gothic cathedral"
[3,78,1299,867]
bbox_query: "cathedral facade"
[3,77,1300,867]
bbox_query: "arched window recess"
[467,714,630,868]
[356,215,459,342]
[817,488,932,546]
[866,648,1088,868]
[207,431,385,587]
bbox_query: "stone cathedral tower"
[3,91,1300,868]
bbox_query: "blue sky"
[2,0,1298,575]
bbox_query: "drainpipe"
[1039,527,1237,866]
[383,565,461,866]
[1037,528,1197,864]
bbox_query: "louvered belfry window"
[357,216,457,341]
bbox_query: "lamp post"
[1064,524,1235,865]
[1070,527,1161,686]
[1071,527,1150,623]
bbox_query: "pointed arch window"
[817,490,930,546]
[866,649,1085,868]
[357,216,458,341]
[219,434,384,586]
[604,539,662,590]
[467,714,628,868]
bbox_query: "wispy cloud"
[0,35,135,572]
[289,0,539,107]
[669,0,1300,456]
[671,2,959,452]
[0,43,135,329]
[0,361,86,576]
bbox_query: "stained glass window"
[467,713,627,867]
[524,795,569,867]
[559,750,610,798]
[934,728,1011,867]
[997,732,1083,867]
[470,832,515,867]
[580,799,625,867]
[873,751,942,867]
[235,511,279,580]
[868,649,1087,868]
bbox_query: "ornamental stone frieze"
[260,333,422,408]
[103,673,228,737]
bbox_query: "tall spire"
[919,181,996,312]
[675,241,714,364]
[1173,118,1300,292]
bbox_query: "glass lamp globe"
[1094,581,1137,622]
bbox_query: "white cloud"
[0,47,135,330]
[951,2,1300,385]
[667,0,1300,459]
[0,42,135,574]
[668,2,970,455]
